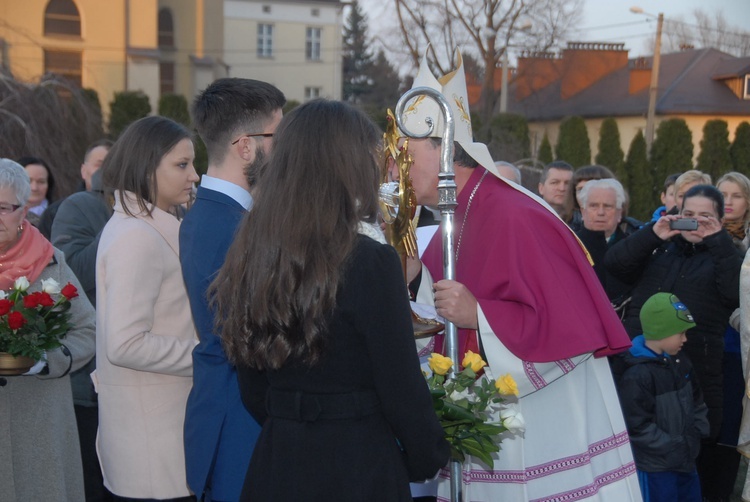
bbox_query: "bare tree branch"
[391,0,582,122]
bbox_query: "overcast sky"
[360,0,750,67]
[574,0,750,56]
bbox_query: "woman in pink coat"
[94,116,199,501]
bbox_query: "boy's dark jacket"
[615,335,709,473]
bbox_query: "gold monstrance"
[379,110,443,338]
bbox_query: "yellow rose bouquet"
[426,351,523,468]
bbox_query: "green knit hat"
[640,293,696,340]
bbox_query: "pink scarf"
[0,221,55,291]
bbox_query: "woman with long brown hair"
[212,99,448,501]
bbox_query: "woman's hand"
[691,215,723,240]
[652,215,682,241]
[433,280,478,329]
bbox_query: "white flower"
[448,388,475,403]
[13,276,30,292]
[500,404,526,434]
[41,278,61,294]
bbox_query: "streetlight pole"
[631,7,664,155]
[501,49,509,113]
[497,22,531,114]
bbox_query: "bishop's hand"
[434,280,478,330]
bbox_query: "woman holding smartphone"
[94,116,199,501]
[605,184,743,495]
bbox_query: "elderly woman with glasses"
[0,158,96,501]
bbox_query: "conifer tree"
[342,1,373,104]
[486,113,531,163]
[538,132,553,165]
[342,2,401,126]
[650,119,693,190]
[108,91,151,139]
[625,130,654,221]
[555,116,591,167]
[731,121,750,177]
[363,50,404,128]
[595,118,625,182]
[696,119,731,181]
[158,93,190,126]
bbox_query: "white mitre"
[399,49,499,178]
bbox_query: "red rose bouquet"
[0,276,79,361]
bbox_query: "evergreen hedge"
[625,130,654,221]
[595,118,625,182]
[650,118,693,188]
[108,91,151,139]
[731,122,750,177]
[537,132,553,165]
[696,119,731,181]
[555,116,591,167]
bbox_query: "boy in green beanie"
[616,292,709,501]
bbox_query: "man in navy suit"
[180,78,285,502]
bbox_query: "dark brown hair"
[16,156,56,202]
[683,184,724,220]
[191,78,286,165]
[428,138,479,168]
[211,99,381,370]
[100,116,191,217]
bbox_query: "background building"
[503,43,750,164]
[0,0,227,117]
[223,0,343,103]
[0,0,343,116]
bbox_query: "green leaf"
[475,423,507,435]
[441,402,478,422]
[458,437,495,468]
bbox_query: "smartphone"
[669,218,698,231]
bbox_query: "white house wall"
[224,0,342,102]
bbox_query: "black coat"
[575,225,632,305]
[616,336,709,473]
[237,236,450,501]
[604,224,743,438]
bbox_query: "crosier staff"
[395,86,462,502]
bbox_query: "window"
[160,62,175,95]
[262,5,271,13]
[258,24,273,58]
[311,8,320,17]
[745,75,750,99]
[306,27,321,61]
[44,49,82,86]
[158,8,174,48]
[304,86,321,100]
[44,0,81,37]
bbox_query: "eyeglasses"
[0,203,22,215]
[231,133,274,145]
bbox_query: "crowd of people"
[533,154,749,501]
[1,51,749,502]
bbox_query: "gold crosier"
[380,109,443,338]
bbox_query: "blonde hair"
[717,171,750,229]
[674,170,712,199]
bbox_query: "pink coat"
[93,192,197,499]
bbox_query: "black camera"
[669,218,698,231]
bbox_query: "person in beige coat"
[94,116,199,501]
